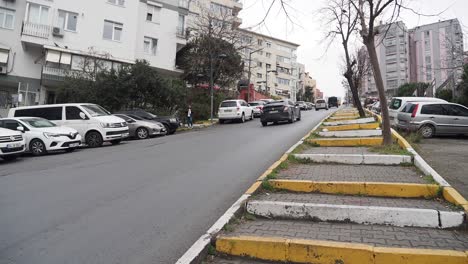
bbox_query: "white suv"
[218,100,254,124]
[0,127,26,161]
[0,117,82,156]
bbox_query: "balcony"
[21,21,52,46]
[178,0,189,9]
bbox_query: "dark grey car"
[114,114,166,139]
[396,102,468,138]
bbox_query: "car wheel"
[288,113,294,123]
[297,113,301,121]
[419,125,435,138]
[30,139,47,156]
[240,113,245,123]
[168,130,176,135]
[136,127,149,139]
[261,121,268,126]
[163,124,171,134]
[250,111,254,120]
[316,109,319,111]
[86,131,103,148]
[2,155,18,161]
[219,119,225,124]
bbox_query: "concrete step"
[307,137,383,147]
[317,129,382,138]
[206,256,279,263]
[300,146,382,155]
[293,153,412,165]
[247,193,464,228]
[323,117,375,126]
[323,122,380,131]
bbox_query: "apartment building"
[363,21,410,96]
[409,19,464,97]
[0,0,189,115]
[303,72,316,97]
[238,28,301,99]
[187,0,242,27]
[315,88,323,99]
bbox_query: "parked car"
[396,102,468,138]
[8,103,128,148]
[371,101,381,114]
[248,101,266,118]
[296,101,308,110]
[0,127,26,161]
[364,97,379,108]
[315,99,329,111]
[389,97,447,126]
[259,99,275,104]
[218,99,254,124]
[115,109,179,135]
[113,114,166,139]
[0,117,82,156]
[260,99,301,126]
[306,102,314,110]
[328,96,339,108]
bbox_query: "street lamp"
[209,53,227,123]
[247,47,264,102]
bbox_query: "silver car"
[396,102,468,138]
[114,114,166,139]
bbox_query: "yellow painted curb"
[325,123,380,131]
[391,129,412,149]
[328,116,359,121]
[244,181,262,195]
[216,236,467,264]
[257,169,273,181]
[443,187,468,207]
[268,180,439,198]
[278,154,288,163]
[307,137,383,147]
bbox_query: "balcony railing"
[22,21,51,39]
[178,0,189,9]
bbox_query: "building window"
[277,55,291,63]
[266,63,271,69]
[257,61,262,67]
[258,51,263,55]
[178,14,185,35]
[58,10,78,31]
[257,39,263,46]
[277,77,290,85]
[241,35,252,44]
[107,0,125,6]
[0,7,15,29]
[257,73,262,78]
[210,2,232,16]
[147,4,161,23]
[103,20,123,41]
[266,52,271,58]
[266,42,272,48]
[144,37,158,55]
[27,3,49,25]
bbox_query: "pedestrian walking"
[187,105,193,128]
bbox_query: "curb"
[323,117,375,126]
[216,236,468,264]
[269,179,440,198]
[324,122,380,131]
[246,200,465,228]
[293,153,412,165]
[318,129,382,137]
[175,110,336,264]
[307,137,383,147]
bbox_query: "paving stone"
[221,219,468,251]
[278,163,426,183]
[301,146,380,155]
[252,193,459,211]
[206,256,278,264]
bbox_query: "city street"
[0,109,335,264]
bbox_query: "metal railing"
[22,21,51,39]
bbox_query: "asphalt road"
[0,109,335,264]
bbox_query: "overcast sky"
[239,0,468,98]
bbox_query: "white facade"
[0,0,189,115]
[238,29,301,99]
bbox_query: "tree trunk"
[349,78,366,117]
[365,40,392,145]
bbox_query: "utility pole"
[246,47,264,102]
[209,53,214,123]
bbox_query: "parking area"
[417,135,468,198]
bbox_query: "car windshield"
[220,101,237,107]
[127,114,144,120]
[82,105,111,117]
[249,102,260,106]
[317,100,325,103]
[389,99,402,110]
[22,118,56,128]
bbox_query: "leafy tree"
[396,82,428,97]
[456,64,468,106]
[436,89,453,102]
[304,86,314,102]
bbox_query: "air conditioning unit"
[52,27,64,37]
[0,66,7,75]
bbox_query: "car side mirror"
[17,126,25,132]
[126,119,135,123]
[79,112,87,120]
[295,103,299,107]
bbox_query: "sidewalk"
[203,108,468,264]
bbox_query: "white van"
[388,97,447,126]
[8,104,129,147]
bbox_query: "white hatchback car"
[0,127,26,161]
[388,97,447,126]
[218,100,254,124]
[0,117,82,156]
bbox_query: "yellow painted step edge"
[307,137,383,146]
[216,236,467,264]
[325,123,380,131]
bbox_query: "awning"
[0,49,9,64]
[46,50,61,63]
[43,45,135,64]
[60,52,72,65]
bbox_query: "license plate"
[6,143,21,149]
[399,120,406,124]
[224,109,232,112]
[269,110,278,113]
[69,143,80,147]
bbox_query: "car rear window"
[389,98,402,110]
[220,101,237,107]
[401,103,417,113]
[249,102,260,106]
[317,100,325,103]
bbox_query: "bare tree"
[322,0,366,117]
[352,0,404,145]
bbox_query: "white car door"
[62,106,90,139]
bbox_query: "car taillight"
[256,106,262,109]
[284,106,289,111]
[411,104,419,118]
